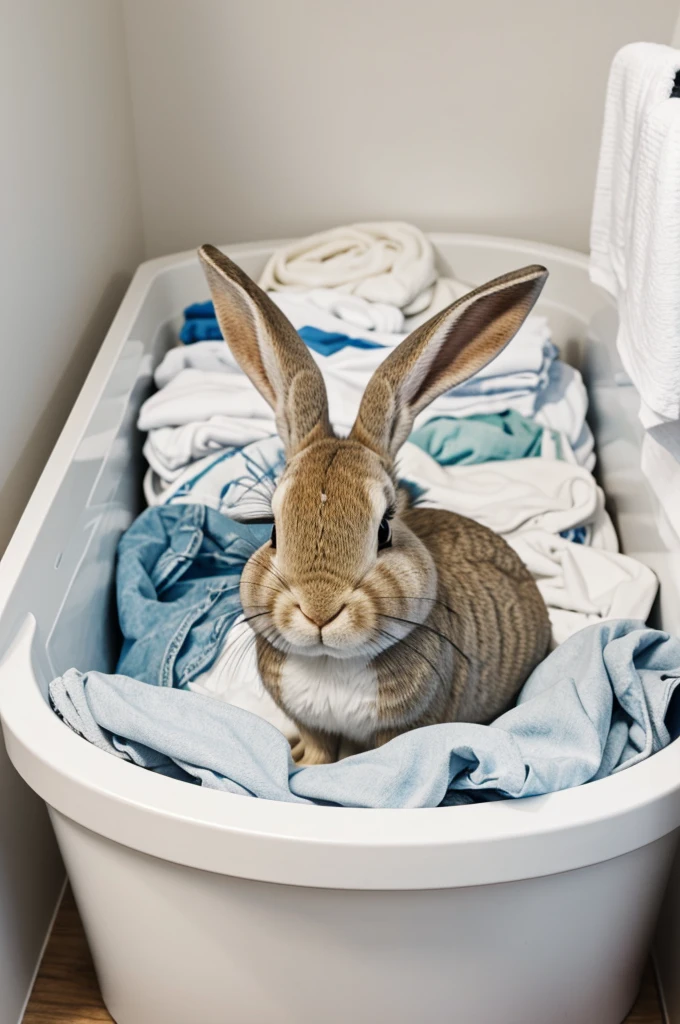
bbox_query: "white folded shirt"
[395,444,611,543]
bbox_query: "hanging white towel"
[590,42,680,421]
[617,99,680,421]
[590,41,680,294]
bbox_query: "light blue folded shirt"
[50,620,680,809]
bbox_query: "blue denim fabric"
[116,503,269,688]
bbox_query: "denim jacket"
[116,502,269,687]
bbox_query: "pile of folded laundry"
[141,227,653,594]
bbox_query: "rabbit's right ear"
[198,244,332,456]
[350,265,548,460]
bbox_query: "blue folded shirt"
[179,300,386,354]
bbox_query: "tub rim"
[1,233,678,892]
[3,613,680,890]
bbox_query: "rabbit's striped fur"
[199,245,552,764]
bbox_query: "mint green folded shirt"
[409,410,562,466]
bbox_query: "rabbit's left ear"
[198,244,332,456]
[350,265,548,459]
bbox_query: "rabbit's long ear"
[350,265,548,460]
[198,244,332,456]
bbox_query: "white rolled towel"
[259,221,439,315]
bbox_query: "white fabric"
[276,294,594,463]
[147,440,601,538]
[269,280,472,336]
[147,436,285,515]
[641,430,680,547]
[259,221,440,315]
[402,276,473,329]
[534,362,595,471]
[141,424,581,512]
[507,531,658,646]
[140,369,273,432]
[278,288,407,334]
[395,445,650,644]
[590,42,680,421]
[590,41,680,295]
[141,358,592,487]
[155,298,555,390]
[396,444,615,546]
[189,616,299,742]
[143,418,275,482]
[270,291,555,375]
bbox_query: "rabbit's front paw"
[291,727,339,765]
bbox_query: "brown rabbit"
[199,244,552,765]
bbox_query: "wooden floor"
[23,888,664,1023]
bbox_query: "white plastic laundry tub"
[1,234,680,1024]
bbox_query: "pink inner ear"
[409,278,543,408]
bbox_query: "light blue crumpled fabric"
[50,620,680,809]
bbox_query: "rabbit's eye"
[270,525,277,549]
[377,518,392,551]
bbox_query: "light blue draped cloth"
[50,620,680,809]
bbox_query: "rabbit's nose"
[297,603,346,629]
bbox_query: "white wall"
[123,0,679,260]
[0,2,143,1021]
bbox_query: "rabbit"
[198,244,552,765]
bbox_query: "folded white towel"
[279,288,407,334]
[590,42,680,420]
[268,292,409,348]
[270,279,472,336]
[259,222,439,314]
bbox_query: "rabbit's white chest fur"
[279,655,378,742]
